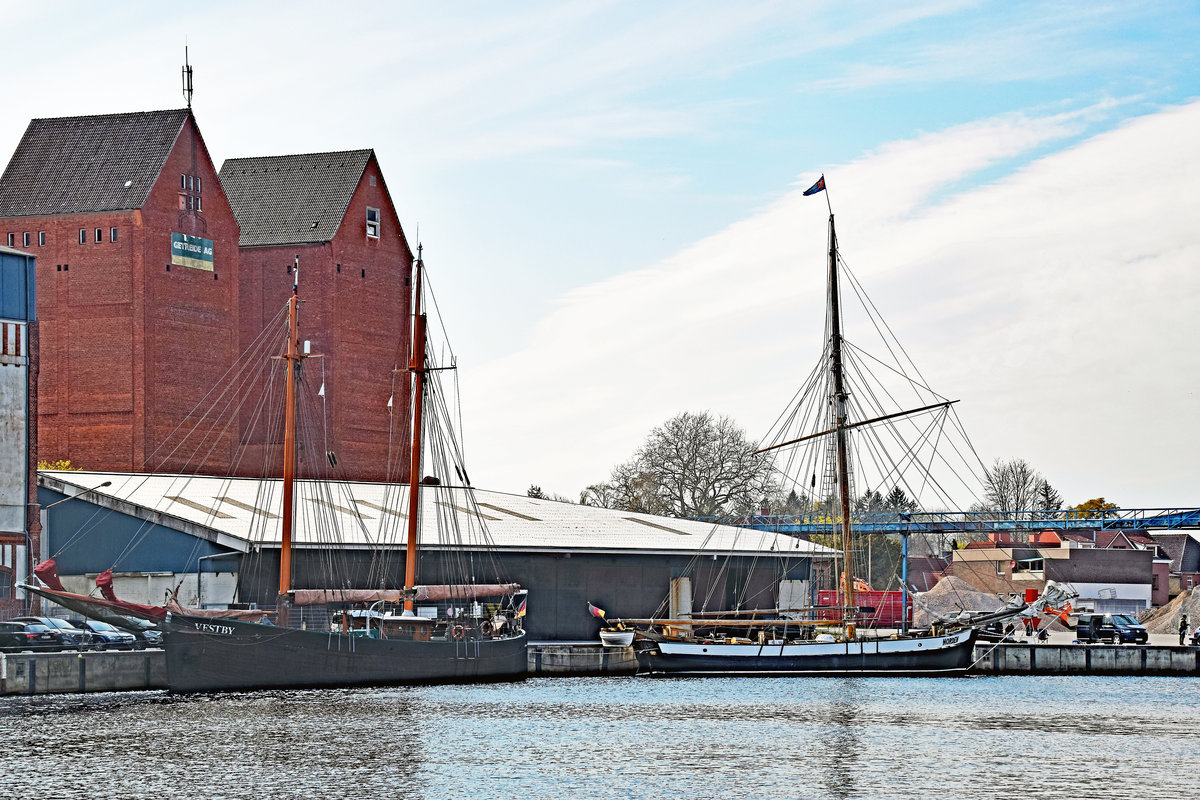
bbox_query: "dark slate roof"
[0,109,190,217]
[1153,533,1200,572]
[218,149,373,247]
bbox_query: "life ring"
[451,625,466,640]
[480,621,494,636]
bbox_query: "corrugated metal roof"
[41,471,836,558]
[0,109,189,217]
[218,150,372,247]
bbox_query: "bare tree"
[588,411,778,518]
[982,457,1045,513]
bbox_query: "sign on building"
[170,233,214,271]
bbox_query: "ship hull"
[636,629,977,676]
[165,613,527,692]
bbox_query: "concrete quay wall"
[0,650,166,695]
[971,643,1200,675]
[528,642,638,676]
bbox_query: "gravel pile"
[913,575,1005,627]
[1142,586,1200,633]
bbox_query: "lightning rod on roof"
[182,45,194,109]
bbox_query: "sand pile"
[913,575,1006,628]
[1142,586,1200,633]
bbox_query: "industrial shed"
[38,471,836,640]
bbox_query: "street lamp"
[41,480,113,511]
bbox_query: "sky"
[1,1,1197,509]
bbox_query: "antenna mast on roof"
[182,45,194,109]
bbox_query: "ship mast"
[403,247,427,613]
[278,257,302,600]
[827,214,857,639]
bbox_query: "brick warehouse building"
[0,109,241,473]
[218,150,413,482]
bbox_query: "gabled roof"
[41,471,839,558]
[218,149,373,247]
[0,109,190,217]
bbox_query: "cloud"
[460,100,1200,507]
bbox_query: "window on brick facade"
[6,233,13,247]
[38,231,45,246]
[23,232,30,247]
[181,174,187,189]
[110,227,118,243]
[366,207,380,238]
[195,196,202,212]
[196,176,201,193]
[79,229,86,244]
[95,228,103,243]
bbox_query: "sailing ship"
[629,177,1043,676]
[162,249,527,691]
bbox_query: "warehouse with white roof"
[38,471,836,640]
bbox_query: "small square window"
[38,231,45,246]
[95,228,103,243]
[79,229,86,244]
[6,233,14,247]
[23,232,30,247]
[110,227,118,242]
[56,265,61,272]
[63,264,68,271]
[366,207,380,238]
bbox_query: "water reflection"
[817,683,862,798]
[0,676,1197,799]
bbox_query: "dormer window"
[366,207,380,238]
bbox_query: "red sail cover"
[33,558,66,591]
[96,568,118,601]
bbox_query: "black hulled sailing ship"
[632,177,983,676]
[164,251,527,691]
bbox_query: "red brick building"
[0,110,241,473]
[218,149,412,482]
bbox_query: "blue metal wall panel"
[0,248,36,321]
[38,488,233,575]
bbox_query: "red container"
[816,590,911,628]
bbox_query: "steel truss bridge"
[721,508,1200,536]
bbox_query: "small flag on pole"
[588,602,606,620]
[803,175,826,196]
[515,594,528,618]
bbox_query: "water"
[2,676,1197,799]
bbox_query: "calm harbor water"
[2,675,1197,799]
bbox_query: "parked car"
[1192,626,1200,647]
[10,616,94,649]
[0,621,64,652]
[79,620,138,651]
[135,629,164,649]
[1074,613,1148,644]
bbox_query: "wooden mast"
[278,257,301,600]
[403,247,427,613]
[827,214,857,638]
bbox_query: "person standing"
[1180,613,1190,646]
